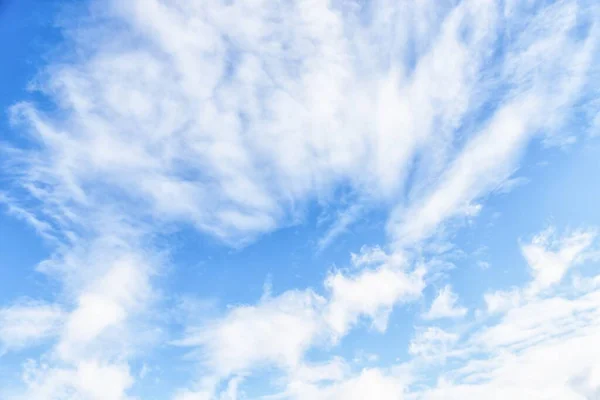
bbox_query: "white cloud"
[388,0,598,248]
[174,290,327,378]
[389,94,539,247]
[409,327,459,362]
[0,233,160,399]
[0,193,56,241]
[286,368,407,400]
[8,0,594,249]
[56,251,154,362]
[484,289,522,315]
[0,301,65,352]
[483,227,597,315]
[290,358,350,385]
[521,227,597,293]
[423,285,467,320]
[19,360,134,400]
[350,246,389,268]
[418,288,600,399]
[474,291,599,352]
[476,260,490,270]
[244,226,600,399]
[174,249,424,397]
[317,204,363,251]
[411,227,600,398]
[324,262,425,338]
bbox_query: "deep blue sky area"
[0,0,65,302]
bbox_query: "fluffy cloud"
[422,285,467,320]
[0,234,159,399]
[55,250,154,362]
[484,227,598,315]
[521,227,597,292]
[324,260,425,337]
[174,249,424,397]
[175,290,327,378]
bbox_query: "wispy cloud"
[0,301,65,353]
[317,204,363,251]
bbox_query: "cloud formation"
[0,301,65,353]
[412,228,600,399]
[0,0,598,398]
[174,248,424,397]
[422,285,467,320]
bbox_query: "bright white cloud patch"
[175,290,327,377]
[324,259,425,337]
[423,285,467,320]
[521,227,597,292]
[0,0,599,398]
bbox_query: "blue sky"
[1,0,600,399]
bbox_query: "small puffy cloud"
[484,289,522,314]
[423,285,467,320]
[482,226,598,316]
[350,246,389,268]
[521,227,597,292]
[325,264,425,337]
[476,260,490,270]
